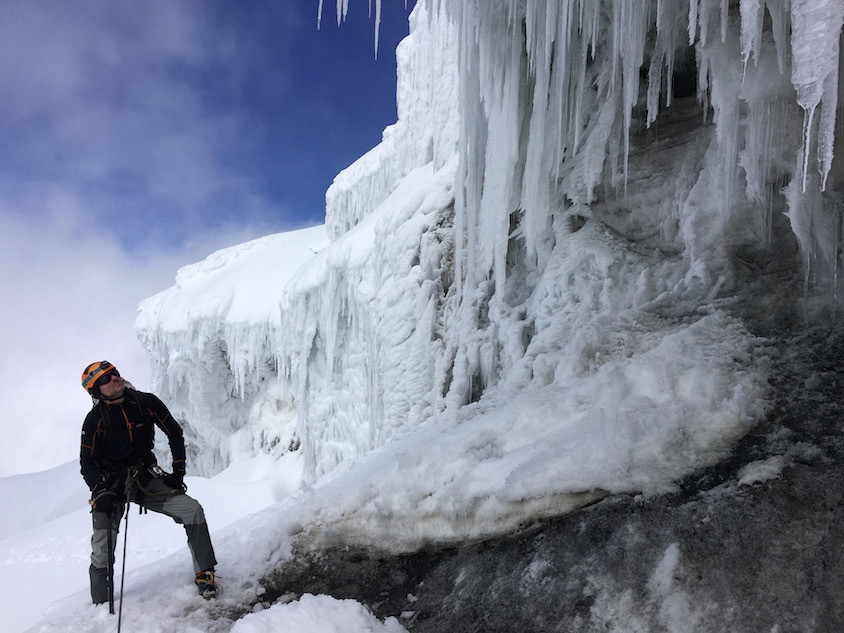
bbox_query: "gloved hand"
[162,471,185,491]
[91,484,117,515]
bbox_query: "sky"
[0,0,417,477]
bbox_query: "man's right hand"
[91,484,117,515]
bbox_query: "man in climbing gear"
[80,360,219,604]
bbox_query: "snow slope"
[0,456,302,633]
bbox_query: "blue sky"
[0,0,417,476]
[0,0,415,248]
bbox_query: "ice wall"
[284,0,840,481]
[139,0,841,490]
[278,1,461,479]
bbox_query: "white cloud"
[0,1,291,240]
[0,191,276,476]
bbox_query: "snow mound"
[232,594,408,633]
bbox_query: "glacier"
[13,0,844,631]
[137,0,840,545]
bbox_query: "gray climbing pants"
[89,478,217,604]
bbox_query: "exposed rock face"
[263,324,843,632]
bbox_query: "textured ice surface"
[136,0,839,543]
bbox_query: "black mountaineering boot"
[195,569,217,599]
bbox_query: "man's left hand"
[162,471,185,491]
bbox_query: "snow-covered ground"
[0,456,296,632]
[0,352,764,633]
[1,453,400,633]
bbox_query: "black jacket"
[79,388,187,491]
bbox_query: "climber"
[79,360,218,604]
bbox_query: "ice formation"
[137,0,841,541]
[136,226,329,474]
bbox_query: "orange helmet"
[81,361,119,398]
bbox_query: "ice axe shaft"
[107,512,115,614]
[117,507,129,632]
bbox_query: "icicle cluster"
[441,0,842,302]
[318,0,384,57]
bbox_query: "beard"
[98,378,126,402]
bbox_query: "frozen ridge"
[135,0,840,547]
[136,225,328,475]
[325,0,458,240]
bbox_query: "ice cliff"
[137,0,842,531]
[136,226,329,473]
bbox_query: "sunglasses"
[94,369,120,389]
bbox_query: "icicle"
[610,2,621,90]
[374,0,381,58]
[740,0,763,71]
[689,0,698,44]
[570,3,590,156]
[817,18,841,191]
[583,0,599,59]
[646,47,663,128]
[647,0,666,126]
[697,51,710,122]
[699,0,710,46]
[647,0,682,126]
[766,0,788,73]
[617,0,647,192]
[794,121,814,191]
[790,0,844,191]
